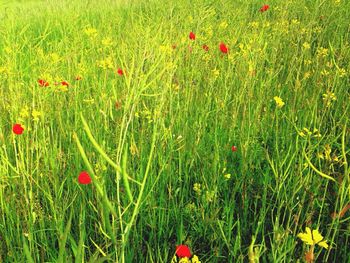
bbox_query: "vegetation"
[0,0,349,262]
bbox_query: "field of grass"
[0,0,349,262]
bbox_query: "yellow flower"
[101,37,114,47]
[84,27,98,37]
[297,227,329,249]
[273,96,285,108]
[302,42,310,50]
[322,91,336,107]
[316,47,328,58]
[205,190,216,202]
[303,71,311,79]
[193,183,201,195]
[20,107,30,118]
[303,128,312,135]
[179,257,190,263]
[324,144,332,161]
[298,131,306,137]
[32,110,42,121]
[321,69,329,76]
[191,255,201,263]
[249,21,259,29]
[219,21,228,30]
[304,59,312,66]
[224,173,231,180]
[97,56,114,70]
[337,68,346,77]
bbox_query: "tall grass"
[0,0,349,262]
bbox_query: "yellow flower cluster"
[97,56,114,70]
[322,91,336,107]
[171,255,201,263]
[193,183,201,195]
[297,227,328,249]
[298,128,321,138]
[273,96,285,109]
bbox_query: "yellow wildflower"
[316,47,328,58]
[191,255,201,263]
[317,152,324,159]
[303,71,311,79]
[337,68,346,77]
[298,131,306,137]
[322,91,336,107]
[273,96,285,108]
[205,190,216,202]
[250,21,259,29]
[219,21,228,30]
[193,183,201,195]
[179,258,190,263]
[98,56,114,70]
[224,173,231,180]
[304,59,312,66]
[321,69,329,76]
[302,42,310,50]
[297,227,329,249]
[32,110,42,122]
[84,27,98,37]
[324,145,331,161]
[20,107,30,118]
[313,128,322,138]
[303,128,312,135]
[101,37,114,47]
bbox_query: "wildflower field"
[0,0,349,262]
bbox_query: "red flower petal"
[12,124,24,135]
[202,44,209,52]
[176,245,191,258]
[231,145,237,152]
[117,68,124,76]
[38,79,49,87]
[219,43,228,54]
[189,32,196,40]
[61,81,69,86]
[78,171,92,185]
[259,4,270,12]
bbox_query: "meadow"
[0,0,349,262]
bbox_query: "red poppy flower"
[61,81,69,86]
[219,43,228,54]
[231,145,237,152]
[117,68,124,76]
[259,4,270,12]
[189,32,196,40]
[176,245,191,258]
[12,124,24,135]
[38,79,49,87]
[75,76,82,81]
[172,44,177,49]
[202,44,209,51]
[78,171,92,185]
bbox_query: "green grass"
[0,0,349,262]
